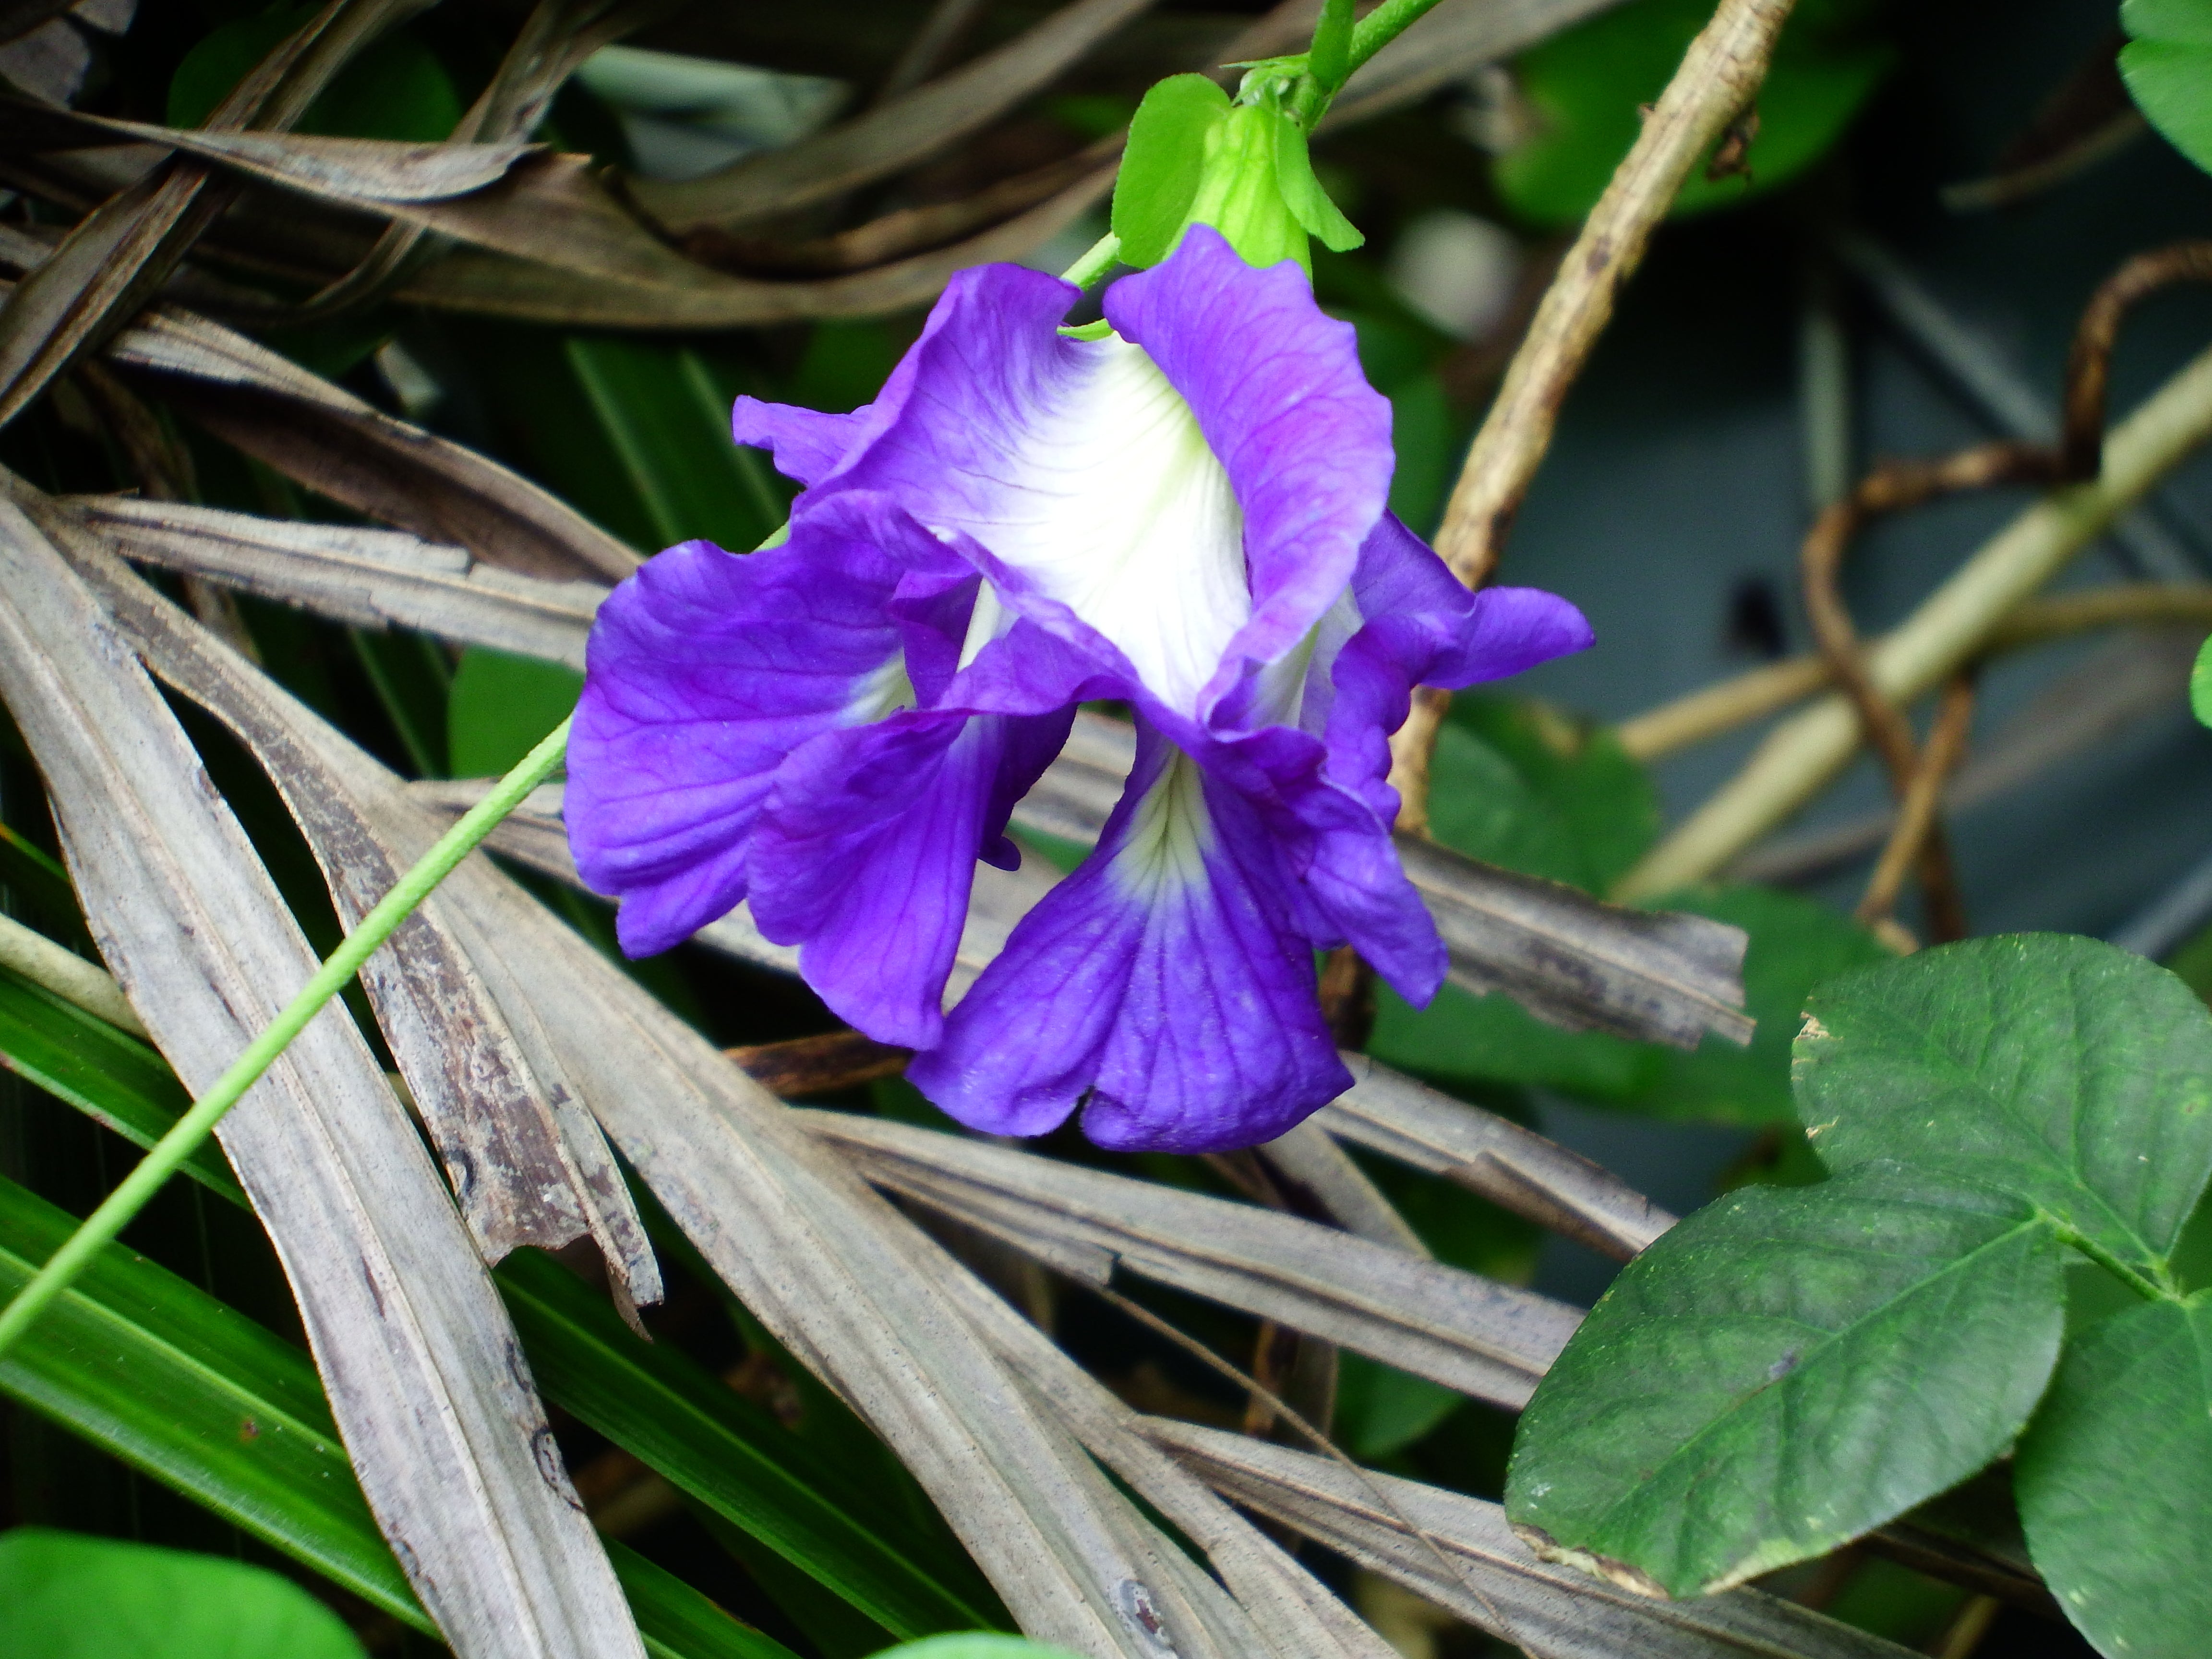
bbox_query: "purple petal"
[565,534,907,956]
[748,711,1062,1046]
[909,723,1350,1152]
[1105,226,1395,698]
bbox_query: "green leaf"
[170,9,461,142]
[1505,1163,2066,1597]
[2191,631,2212,724]
[2124,0,2212,176]
[1271,119,1364,252]
[0,1172,795,1659]
[447,648,583,777]
[0,964,242,1205]
[0,1528,365,1659]
[1794,936,2212,1275]
[1494,0,1891,227]
[498,1250,1005,1640]
[2016,1291,2212,1659]
[1635,887,1892,1126]
[1111,75,1231,267]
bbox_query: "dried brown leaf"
[23,486,663,1311]
[805,1112,1583,1410]
[0,495,646,1659]
[627,0,1159,234]
[1143,1420,1917,1659]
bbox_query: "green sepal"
[1110,74,1230,268]
[1182,102,1311,272]
[1271,115,1364,251]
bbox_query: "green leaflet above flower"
[1109,70,1364,274]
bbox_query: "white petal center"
[951,336,1248,713]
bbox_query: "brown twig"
[1855,672,1975,938]
[1388,0,1802,834]
[1798,445,2044,942]
[2060,240,2212,480]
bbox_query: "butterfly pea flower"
[566,225,1590,1152]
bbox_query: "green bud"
[1182,102,1312,273]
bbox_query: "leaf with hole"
[1505,1163,2066,1597]
[1794,935,2212,1277]
[2015,1290,2212,1659]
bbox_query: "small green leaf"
[2123,0,2212,176]
[0,1528,366,1659]
[1271,118,1363,251]
[2190,631,2212,724]
[1111,74,1232,267]
[2016,1291,2212,1659]
[1794,936,2212,1274]
[1506,1164,2066,1597]
[447,648,583,778]
[1308,0,1355,92]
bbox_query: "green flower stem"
[1060,231,1122,290]
[0,715,575,1366]
[1346,0,1449,78]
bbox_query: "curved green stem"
[0,714,575,1365]
[1346,0,1450,77]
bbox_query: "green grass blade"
[0,964,244,1204]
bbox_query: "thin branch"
[1799,443,2049,940]
[1854,672,1975,937]
[1617,582,2212,760]
[1388,0,1800,832]
[1617,340,2212,899]
[2061,240,2212,480]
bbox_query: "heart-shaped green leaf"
[1794,935,2212,1275]
[2123,0,2212,176]
[2016,1291,2212,1659]
[1506,1163,2065,1597]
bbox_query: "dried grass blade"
[26,490,662,1310]
[0,0,422,428]
[892,1215,1405,1659]
[65,494,602,668]
[628,0,1159,233]
[804,1113,1583,1410]
[397,838,1226,1655]
[1142,1420,1916,1659]
[388,160,1117,328]
[0,101,536,202]
[0,498,646,1659]
[94,296,638,581]
[1319,1054,1675,1260]
[1255,1120,1429,1256]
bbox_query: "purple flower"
[567,226,1591,1152]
